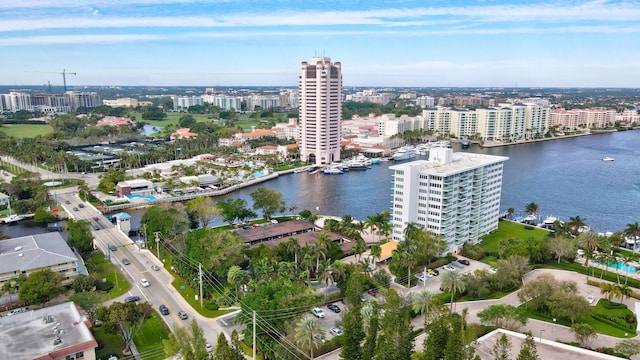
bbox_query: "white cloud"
[0,34,162,46]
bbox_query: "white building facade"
[299,57,343,165]
[389,148,508,253]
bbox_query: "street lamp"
[539,329,545,342]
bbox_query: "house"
[0,301,98,360]
[96,116,134,127]
[0,232,83,288]
[170,128,198,140]
[115,179,155,197]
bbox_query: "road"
[0,155,101,190]
[57,192,231,351]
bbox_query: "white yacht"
[602,156,615,161]
[392,146,417,161]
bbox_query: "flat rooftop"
[0,302,97,360]
[475,329,624,360]
[390,150,509,177]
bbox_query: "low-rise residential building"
[96,116,135,127]
[115,179,155,197]
[550,108,617,130]
[171,128,198,140]
[0,232,82,287]
[0,301,98,360]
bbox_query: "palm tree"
[294,317,325,360]
[227,265,246,301]
[353,237,366,262]
[285,237,301,264]
[507,207,515,220]
[600,283,616,303]
[622,256,634,285]
[369,243,382,265]
[412,290,435,326]
[568,216,588,236]
[624,222,640,255]
[577,231,600,280]
[364,215,379,242]
[524,202,539,220]
[441,270,466,313]
[317,260,334,297]
[618,284,632,303]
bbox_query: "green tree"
[186,197,219,228]
[98,168,126,194]
[491,333,512,360]
[185,228,246,278]
[33,206,57,223]
[361,302,380,359]
[546,235,576,263]
[412,290,437,326]
[163,319,210,360]
[577,231,600,279]
[18,269,64,306]
[141,203,190,238]
[374,289,414,360]
[524,202,539,219]
[340,275,366,360]
[227,265,247,301]
[216,198,256,226]
[96,301,153,354]
[571,323,597,348]
[71,273,99,293]
[249,187,286,220]
[477,304,528,331]
[568,216,588,236]
[614,339,640,359]
[178,114,197,128]
[495,255,530,290]
[516,332,540,360]
[294,317,325,360]
[66,219,94,256]
[70,291,102,324]
[421,314,450,360]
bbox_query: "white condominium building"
[299,57,342,165]
[173,96,204,111]
[390,147,508,253]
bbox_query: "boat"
[371,158,380,164]
[538,216,561,230]
[416,143,431,156]
[461,138,470,148]
[322,167,344,175]
[1,201,25,224]
[345,154,373,170]
[602,156,615,161]
[392,146,417,161]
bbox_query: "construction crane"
[60,69,76,92]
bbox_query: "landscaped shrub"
[96,280,114,292]
[461,243,485,260]
[592,314,637,332]
[205,300,219,311]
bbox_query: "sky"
[2,0,640,88]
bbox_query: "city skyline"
[2,0,640,88]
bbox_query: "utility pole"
[253,310,257,360]
[199,263,203,309]
[154,232,161,260]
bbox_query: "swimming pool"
[127,194,157,201]
[594,260,637,275]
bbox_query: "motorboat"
[392,146,417,161]
[322,167,344,175]
[2,213,25,224]
[416,143,431,156]
[602,156,615,161]
[345,154,372,170]
[538,216,560,230]
[461,138,470,148]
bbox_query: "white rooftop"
[390,148,509,177]
[0,302,97,360]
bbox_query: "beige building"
[0,232,82,287]
[102,97,138,107]
[0,301,98,360]
[299,57,343,165]
[550,108,617,130]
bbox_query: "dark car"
[178,310,188,320]
[72,207,79,211]
[64,200,71,204]
[78,203,85,208]
[457,259,470,266]
[108,245,117,251]
[159,304,170,315]
[124,296,140,303]
[151,264,160,271]
[327,303,341,313]
[367,288,379,297]
[122,258,130,265]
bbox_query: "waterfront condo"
[390,147,509,253]
[299,57,342,165]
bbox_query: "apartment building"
[0,232,82,288]
[173,96,204,111]
[549,108,617,130]
[299,57,343,165]
[390,147,508,253]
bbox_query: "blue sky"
[2,0,640,87]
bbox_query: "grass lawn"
[88,252,131,298]
[134,313,170,360]
[171,277,235,318]
[480,220,550,254]
[522,299,636,338]
[94,324,125,360]
[0,124,53,138]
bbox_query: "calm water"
[4,130,639,237]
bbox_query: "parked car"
[443,265,456,271]
[140,278,150,287]
[311,307,325,319]
[78,204,85,208]
[205,342,213,353]
[178,310,188,320]
[151,264,160,271]
[64,200,70,204]
[108,245,117,251]
[327,303,341,313]
[367,288,379,297]
[159,304,170,315]
[586,295,596,304]
[488,267,497,274]
[122,258,130,265]
[72,207,79,211]
[330,327,343,336]
[450,261,464,268]
[457,259,470,265]
[427,268,439,276]
[124,296,140,303]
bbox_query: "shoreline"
[478,130,619,148]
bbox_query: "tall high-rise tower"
[299,57,342,165]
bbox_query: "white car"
[330,327,343,336]
[488,267,497,274]
[311,307,325,319]
[205,342,213,353]
[587,295,596,304]
[140,278,150,288]
[443,265,456,271]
